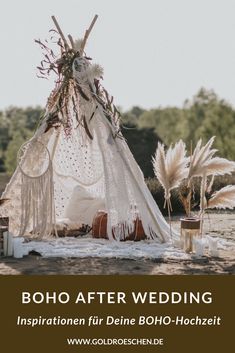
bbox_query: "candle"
[13,238,24,259]
[3,232,8,256]
[193,238,205,257]
[7,233,13,256]
[207,236,219,257]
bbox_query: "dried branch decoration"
[35,15,123,139]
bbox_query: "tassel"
[19,158,55,238]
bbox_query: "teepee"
[1,15,176,242]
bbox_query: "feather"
[73,38,83,52]
[79,63,104,82]
[88,63,104,79]
[0,198,10,206]
[82,115,93,140]
[207,185,235,209]
[153,140,188,200]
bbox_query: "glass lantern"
[180,218,201,253]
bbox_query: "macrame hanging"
[17,139,55,238]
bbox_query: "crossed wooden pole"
[51,14,98,54]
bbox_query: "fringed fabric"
[19,159,55,238]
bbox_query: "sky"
[0,0,235,111]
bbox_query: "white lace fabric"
[1,56,175,242]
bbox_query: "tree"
[121,106,146,127]
[1,89,235,175]
[0,107,40,173]
[138,107,185,146]
[24,106,44,131]
[4,130,32,174]
[184,88,235,158]
[122,125,162,177]
[0,112,10,172]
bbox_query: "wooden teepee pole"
[51,15,69,50]
[68,34,75,49]
[80,14,98,54]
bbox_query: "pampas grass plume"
[153,140,188,200]
[207,185,235,209]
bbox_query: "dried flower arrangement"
[36,15,122,139]
[153,137,235,236]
